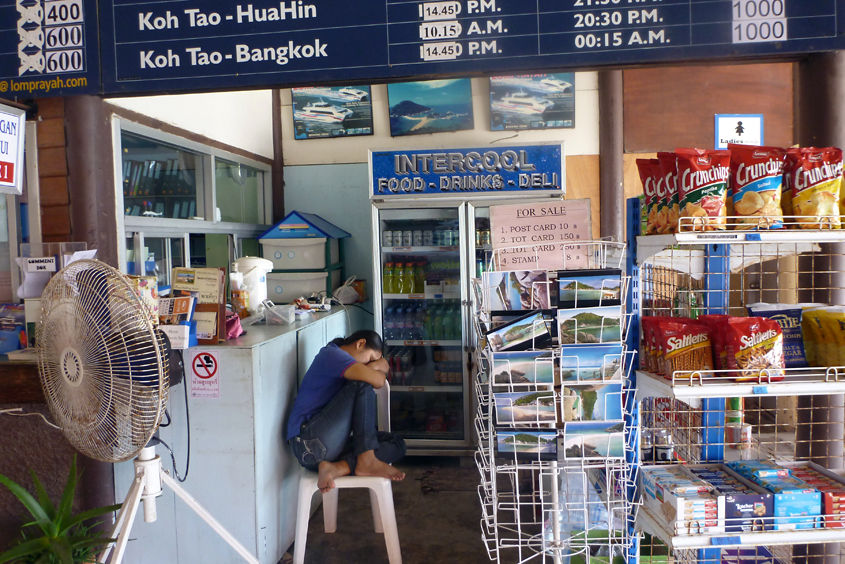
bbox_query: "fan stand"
[99,446,261,564]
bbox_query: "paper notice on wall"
[189,349,220,399]
[489,199,591,271]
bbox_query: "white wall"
[280,73,600,165]
[107,90,275,159]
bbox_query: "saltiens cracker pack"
[676,149,730,232]
[791,147,843,229]
[728,145,786,230]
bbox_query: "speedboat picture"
[297,99,354,122]
[539,78,573,93]
[337,87,369,101]
[499,91,555,114]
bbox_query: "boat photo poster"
[489,73,575,131]
[291,86,374,140]
[387,79,474,137]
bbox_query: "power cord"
[0,407,60,430]
[160,350,191,482]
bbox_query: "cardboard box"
[640,465,724,535]
[726,461,821,530]
[686,465,774,532]
[780,461,845,528]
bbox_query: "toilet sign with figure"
[715,114,763,150]
[489,199,591,271]
[190,349,220,398]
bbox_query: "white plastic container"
[267,272,329,304]
[266,303,295,325]
[233,257,274,313]
[261,238,339,270]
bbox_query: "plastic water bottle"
[423,306,433,340]
[453,303,462,339]
[443,304,455,340]
[384,305,395,340]
[415,303,427,339]
[405,305,417,340]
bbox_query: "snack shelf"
[636,235,826,266]
[636,505,845,550]
[635,367,845,403]
[385,339,462,347]
[382,245,458,253]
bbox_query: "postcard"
[562,421,625,459]
[495,428,558,461]
[559,344,624,382]
[561,382,623,422]
[486,310,552,352]
[490,350,555,385]
[482,270,551,313]
[557,305,623,345]
[494,390,557,426]
[557,269,622,308]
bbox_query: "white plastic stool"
[292,382,401,564]
[293,471,402,564]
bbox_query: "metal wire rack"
[634,228,845,564]
[473,241,637,564]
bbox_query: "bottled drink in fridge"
[415,303,426,339]
[423,305,433,340]
[453,303,462,339]
[442,305,454,340]
[414,262,425,294]
[383,262,393,295]
[432,306,443,340]
[393,263,404,294]
[384,304,395,340]
[401,262,415,294]
[405,305,418,340]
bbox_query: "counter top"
[214,309,346,349]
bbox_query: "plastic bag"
[333,276,361,304]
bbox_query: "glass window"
[121,131,201,219]
[215,159,265,224]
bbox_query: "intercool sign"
[369,144,565,198]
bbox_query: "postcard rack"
[627,197,845,564]
[473,240,638,564]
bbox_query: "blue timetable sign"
[98,0,845,95]
[0,0,101,97]
[369,144,565,198]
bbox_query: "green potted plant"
[0,455,122,564]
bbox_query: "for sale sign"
[0,103,25,196]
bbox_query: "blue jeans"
[290,380,406,475]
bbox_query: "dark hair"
[330,330,383,352]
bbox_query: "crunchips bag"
[638,159,658,235]
[791,147,843,230]
[676,149,730,231]
[725,317,785,381]
[781,147,801,221]
[658,152,680,234]
[728,144,786,230]
[651,159,671,234]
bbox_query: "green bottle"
[401,262,415,294]
[383,262,394,295]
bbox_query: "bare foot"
[317,460,350,493]
[355,451,405,482]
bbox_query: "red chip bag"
[638,159,659,235]
[658,320,713,380]
[676,149,731,231]
[697,314,731,371]
[724,317,785,382]
[658,152,680,234]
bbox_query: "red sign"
[0,162,13,184]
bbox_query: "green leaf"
[32,553,52,564]
[60,504,122,535]
[0,536,50,563]
[67,536,115,550]
[55,456,78,532]
[30,470,57,522]
[0,474,51,527]
[49,537,73,564]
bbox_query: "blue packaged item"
[747,303,807,368]
[726,460,789,481]
[757,475,817,495]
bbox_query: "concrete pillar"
[64,96,119,266]
[599,70,624,243]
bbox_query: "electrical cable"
[159,409,172,428]
[0,408,60,430]
[160,350,191,482]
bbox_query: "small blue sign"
[369,144,564,198]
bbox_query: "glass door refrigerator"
[370,143,565,454]
[371,202,471,454]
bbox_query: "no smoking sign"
[189,350,220,398]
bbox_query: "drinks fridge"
[370,142,565,454]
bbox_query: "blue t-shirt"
[286,343,357,441]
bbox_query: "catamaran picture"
[496,91,555,114]
[295,100,354,123]
[539,77,573,93]
[337,87,369,101]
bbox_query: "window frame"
[112,117,272,275]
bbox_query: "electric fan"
[36,259,260,564]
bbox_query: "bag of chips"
[637,159,659,235]
[697,314,731,371]
[781,147,801,221]
[791,147,843,230]
[728,145,786,230]
[676,149,731,231]
[659,320,713,380]
[746,303,807,368]
[724,317,785,381]
[650,159,671,234]
[658,152,680,234]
